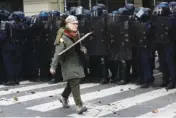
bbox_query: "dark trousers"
[37,41,51,79]
[157,43,176,83]
[62,78,82,106]
[137,47,153,83]
[132,47,138,77]
[2,43,22,81]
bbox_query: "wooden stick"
[57,32,93,56]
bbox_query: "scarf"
[54,26,79,45]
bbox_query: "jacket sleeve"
[50,42,65,70]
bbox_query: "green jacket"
[50,34,85,81]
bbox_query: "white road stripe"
[69,88,176,117]
[0,83,59,96]
[26,84,139,112]
[0,83,100,105]
[19,81,34,84]
[136,102,176,118]
[0,80,34,89]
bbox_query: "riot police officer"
[109,7,132,85]
[0,9,10,84]
[131,7,155,88]
[37,11,51,81]
[2,11,25,85]
[48,10,63,84]
[152,2,176,89]
[107,10,119,83]
[124,4,139,80]
[84,5,109,84]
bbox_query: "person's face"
[67,22,78,31]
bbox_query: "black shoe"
[15,80,20,85]
[166,82,176,90]
[48,78,59,84]
[100,79,109,84]
[109,78,118,83]
[117,80,127,85]
[160,80,169,87]
[141,83,150,88]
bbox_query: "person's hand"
[50,68,56,75]
[80,46,87,54]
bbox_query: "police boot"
[117,60,128,85]
[141,76,155,88]
[166,79,176,90]
[160,77,169,87]
[166,82,176,90]
[99,57,109,84]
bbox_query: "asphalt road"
[0,72,176,117]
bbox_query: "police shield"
[83,16,108,56]
[108,15,132,60]
[152,16,172,43]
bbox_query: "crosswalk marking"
[0,83,59,96]
[0,80,34,89]
[0,83,100,106]
[136,102,176,118]
[19,81,34,84]
[69,88,176,117]
[26,84,139,112]
[0,73,175,117]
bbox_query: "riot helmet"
[124,3,135,14]
[9,11,25,22]
[97,3,106,10]
[117,7,130,16]
[169,2,176,14]
[159,2,169,6]
[39,11,49,21]
[84,9,91,16]
[75,6,84,16]
[91,6,103,17]
[135,7,151,22]
[49,10,60,19]
[25,16,31,25]
[69,7,77,15]
[0,9,10,21]
[31,15,40,26]
[154,3,171,16]
[133,7,144,20]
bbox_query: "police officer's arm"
[50,38,65,70]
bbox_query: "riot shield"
[83,16,109,56]
[152,16,172,43]
[108,15,132,60]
